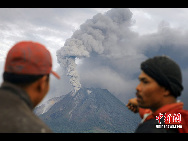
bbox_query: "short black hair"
[3,72,49,87]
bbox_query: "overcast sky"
[1,8,188,106]
[1,8,188,72]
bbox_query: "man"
[0,41,60,133]
[126,56,188,133]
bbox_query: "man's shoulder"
[0,86,52,133]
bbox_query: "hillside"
[37,87,140,133]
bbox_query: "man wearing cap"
[126,56,188,133]
[0,41,60,133]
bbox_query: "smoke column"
[56,8,135,93]
[57,38,89,93]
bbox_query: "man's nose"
[136,82,141,92]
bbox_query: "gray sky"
[1,8,188,71]
[1,8,188,106]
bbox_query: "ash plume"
[56,8,138,94]
[56,8,188,105]
[56,38,89,93]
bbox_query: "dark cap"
[141,56,183,98]
[4,41,60,79]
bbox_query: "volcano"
[36,87,140,133]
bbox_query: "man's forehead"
[138,71,148,78]
[138,71,153,80]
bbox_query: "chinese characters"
[156,113,182,129]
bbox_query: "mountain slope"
[34,96,64,115]
[38,87,140,133]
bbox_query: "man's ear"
[36,75,48,92]
[163,88,170,97]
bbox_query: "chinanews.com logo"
[156,113,182,129]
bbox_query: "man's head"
[3,41,60,107]
[136,56,183,112]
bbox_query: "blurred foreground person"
[126,56,188,133]
[0,41,60,133]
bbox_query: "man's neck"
[151,96,177,113]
